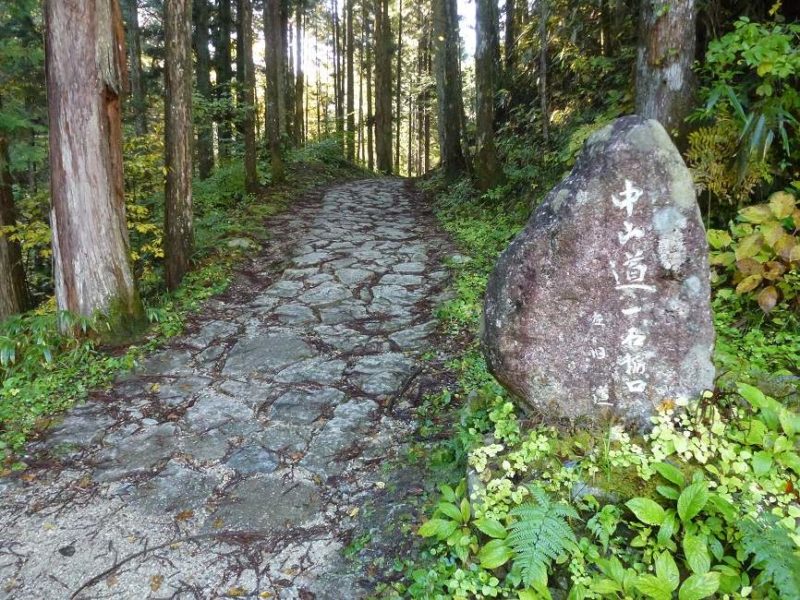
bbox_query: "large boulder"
[482,116,715,427]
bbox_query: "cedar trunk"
[432,0,466,176]
[194,0,214,178]
[374,0,392,173]
[214,0,233,157]
[265,0,286,181]
[394,0,402,173]
[635,0,696,142]
[365,0,374,171]
[165,0,194,290]
[345,0,355,160]
[474,0,504,190]
[0,130,29,319]
[122,0,148,134]
[238,0,258,193]
[44,0,144,332]
[294,3,305,145]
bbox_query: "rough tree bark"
[374,0,392,173]
[345,0,355,160]
[504,0,516,76]
[295,2,305,145]
[474,0,504,190]
[44,0,144,333]
[0,126,29,319]
[394,0,402,173]
[165,0,194,290]
[538,0,549,144]
[432,0,466,177]
[121,0,148,134]
[635,0,696,142]
[194,0,214,178]
[265,0,286,181]
[238,0,258,193]
[364,0,374,171]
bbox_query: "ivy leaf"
[653,462,686,487]
[683,534,711,574]
[478,538,513,569]
[677,482,709,522]
[626,498,666,526]
[474,517,507,539]
[678,572,720,600]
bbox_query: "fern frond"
[508,487,578,588]
[739,515,800,599]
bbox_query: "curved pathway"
[0,179,454,599]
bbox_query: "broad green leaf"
[635,574,673,600]
[478,538,513,569]
[709,251,735,267]
[460,498,471,523]
[778,451,800,476]
[737,382,766,408]
[706,229,732,249]
[591,579,622,594]
[734,232,764,260]
[653,462,686,487]
[655,551,680,590]
[436,502,463,523]
[769,191,796,218]
[678,572,720,600]
[677,482,709,522]
[752,450,773,477]
[657,485,680,500]
[418,518,458,539]
[739,205,773,224]
[474,517,507,539]
[626,498,666,526]
[683,534,711,574]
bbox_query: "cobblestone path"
[0,179,454,599]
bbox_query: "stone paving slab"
[0,179,454,599]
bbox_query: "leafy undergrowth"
[0,140,366,467]
[380,171,800,599]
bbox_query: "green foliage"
[739,515,800,598]
[507,487,578,589]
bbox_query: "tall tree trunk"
[235,0,245,137]
[194,0,214,178]
[474,0,504,190]
[165,0,194,290]
[504,0,516,76]
[265,0,286,181]
[214,0,233,158]
[282,3,294,141]
[44,0,144,333]
[358,19,365,163]
[374,0,392,173]
[0,126,29,319]
[538,0,549,145]
[345,0,355,160]
[432,0,466,177]
[635,0,696,142]
[333,0,343,140]
[295,3,305,145]
[122,0,148,134]
[365,0,374,171]
[238,0,258,192]
[394,0,402,173]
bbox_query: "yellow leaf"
[768,191,796,219]
[736,274,763,294]
[757,286,779,313]
[739,204,773,224]
[734,233,764,260]
[348,507,360,517]
[150,575,163,592]
[790,244,800,263]
[760,221,786,248]
[774,234,797,260]
[735,258,763,276]
[762,261,786,280]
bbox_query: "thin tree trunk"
[432,0,466,177]
[238,0,258,193]
[282,3,294,141]
[45,0,144,333]
[345,0,355,160]
[474,0,504,190]
[635,0,696,142]
[265,0,286,181]
[358,19,365,163]
[214,0,233,158]
[538,0,549,145]
[333,0,344,140]
[165,0,194,290]
[235,0,245,137]
[394,0,402,173]
[504,0,516,76]
[194,0,214,178]
[295,3,305,145]
[365,0,374,171]
[122,0,147,134]
[374,0,392,173]
[0,124,29,319]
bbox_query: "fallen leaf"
[175,509,194,522]
[150,574,163,592]
[213,517,224,529]
[348,507,360,517]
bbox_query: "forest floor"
[0,178,458,599]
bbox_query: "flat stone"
[483,116,715,427]
[294,251,332,267]
[269,388,345,424]
[299,282,352,306]
[275,302,318,325]
[380,274,424,286]
[350,353,417,396]
[226,445,279,475]
[314,325,370,352]
[134,460,218,514]
[266,280,305,298]
[184,393,253,432]
[44,403,113,452]
[223,331,316,376]
[184,321,239,350]
[94,423,179,482]
[274,358,347,385]
[205,477,321,532]
[260,422,312,452]
[336,268,374,286]
[181,430,230,463]
[319,302,368,325]
[389,321,437,350]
